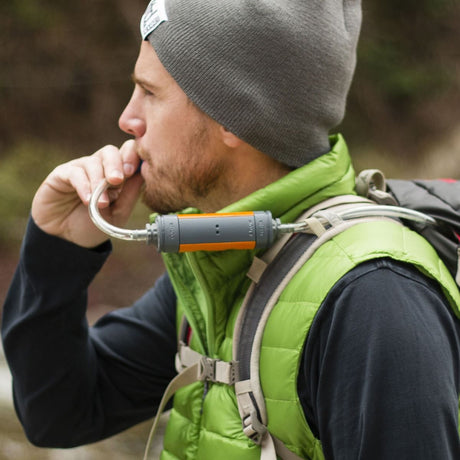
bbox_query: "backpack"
[143,170,460,460]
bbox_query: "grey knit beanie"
[140,0,362,167]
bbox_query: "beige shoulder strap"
[234,196,399,460]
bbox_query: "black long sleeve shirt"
[2,218,460,459]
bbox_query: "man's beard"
[140,124,226,214]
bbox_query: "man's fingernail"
[111,170,124,180]
[123,163,135,176]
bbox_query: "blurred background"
[0,0,459,458]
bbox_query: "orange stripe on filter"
[179,241,256,252]
[177,212,254,219]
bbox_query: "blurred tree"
[342,0,460,161]
[1,0,459,160]
[0,0,146,156]
[0,0,459,245]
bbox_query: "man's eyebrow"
[131,73,158,90]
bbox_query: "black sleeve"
[299,258,460,460]
[1,218,177,448]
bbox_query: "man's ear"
[219,126,244,148]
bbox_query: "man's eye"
[136,84,154,97]
[143,87,154,96]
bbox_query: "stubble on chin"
[140,122,227,214]
[141,158,225,214]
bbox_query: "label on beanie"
[140,0,168,40]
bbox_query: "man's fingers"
[120,139,141,178]
[79,155,109,206]
[31,141,143,247]
[108,173,144,224]
[95,145,125,186]
[48,161,92,204]
[47,142,141,211]
[107,188,122,203]
[91,144,134,207]
[66,166,93,205]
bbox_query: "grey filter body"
[155,212,274,252]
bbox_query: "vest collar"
[221,134,355,222]
[162,134,356,356]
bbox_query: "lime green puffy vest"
[159,135,460,460]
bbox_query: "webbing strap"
[235,380,304,459]
[259,432,304,460]
[260,432,277,460]
[247,257,269,283]
[235,380,262,438]
[304,216,327,235]
[176,343,238,384]
[246,195,372,284]
[271,435,305,460]
[143,362,200,460]
[175,343,201,369]
[144,347,238,459]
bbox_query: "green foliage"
[358,39,451,103]
[358,0,457,102]
[0,142,67,243]
[340,0,460,156]
[1,0,459,247]
[1,0,62,30]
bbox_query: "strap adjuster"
[242,410,267,445]
[198,357,238,384]
[198,356,216,381]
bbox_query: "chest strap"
[142,360,200,460]
[143,341,238,459]
[173,343,304,460]
[176,341,238,384]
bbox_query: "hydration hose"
[89,179,437,253]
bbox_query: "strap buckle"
[198,356,216,381]
[198,357,238,384]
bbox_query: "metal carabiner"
[88,179,158,244]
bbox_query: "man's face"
[119,41,229,214]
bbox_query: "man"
[2,0,460,459]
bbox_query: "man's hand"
[32,140,144,248]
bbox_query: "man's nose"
[118,102,146,138]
